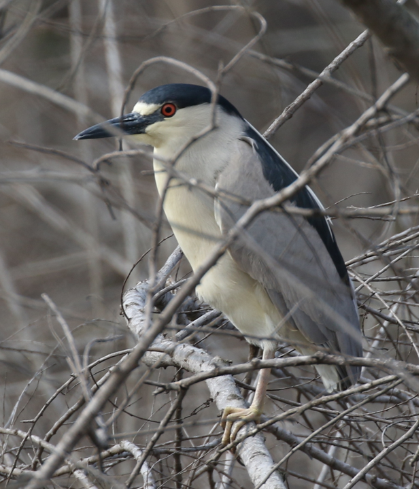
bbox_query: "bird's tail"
[337,363,361,391]
[315,363,359,392]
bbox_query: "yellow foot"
[221,405,262,446]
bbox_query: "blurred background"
[1,1,419,488]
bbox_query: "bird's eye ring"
[161,103,176,117]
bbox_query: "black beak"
[73,113,150,140]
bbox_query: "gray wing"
[214,138,362,387]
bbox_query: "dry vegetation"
[1,1,419,488]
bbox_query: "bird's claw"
[221,406,262,447]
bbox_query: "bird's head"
[74,84,243,150]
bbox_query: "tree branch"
[339,0,419,82]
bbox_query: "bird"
[75,83,363,444]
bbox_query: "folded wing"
[214,137,362,389]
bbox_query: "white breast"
[152,151,281,348]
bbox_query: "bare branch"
[339,0,419,82]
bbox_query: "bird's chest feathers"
[153,147,225,269]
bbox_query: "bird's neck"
[153,113,245,189]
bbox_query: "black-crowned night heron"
[75,83,363,444]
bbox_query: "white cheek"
[145,120,188,148]
[127,133,154,146]
[145,122,167,147]
[146,109,212,148]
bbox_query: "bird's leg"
[241,344,260,397]
[221,345,275,446]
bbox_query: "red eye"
[161,103,176,117]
